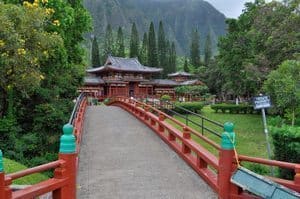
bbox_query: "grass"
[173,106,269,159]
[4,158,48,185]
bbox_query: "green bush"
[210,104,256,114]
[173,102,204,114]
[103,98,110,105]
[160,94,171,101]
[270,125,300,179]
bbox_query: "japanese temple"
[79,56,204,99]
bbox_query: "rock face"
[84,0,227,55]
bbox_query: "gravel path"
[77,106,217,199]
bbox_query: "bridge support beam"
[218,122,238,199]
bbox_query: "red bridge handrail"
[238,154,298,169]
[125,97,221,150]
[7,160,64,181]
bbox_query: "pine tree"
[184,58,189,72]
[148,22,158,67]
[158,21,167,75]
[91,36,101,67]
[190,29,201,68]
[169,42,177,73]
[103,24,114,59]
[116,26,125,57]
[204,33,212,66]
[129,23,139,58]
[139,32,148,65]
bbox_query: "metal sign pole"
[261,108,274,176]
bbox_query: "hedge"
[270,125,300,179]
[210,104,257,114]
[173,102,204,114]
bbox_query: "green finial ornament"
[59,123,76,154]
[221,122,236,150]
[0,150,3,172]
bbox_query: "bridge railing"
[0,93,88,199]
[109,96,300,198]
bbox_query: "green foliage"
[264,60,300,126]
[139,32,148,65]
[160,94,171,101]
[183,58,189,72]
[103,24,114,58]
[210,104,256,114]
[91,37,101,67]
[84,0,226,56]
[213,0,300,98]
[173,102,204,114]
[270,125,300,179]
[0,0,91,168]
[190,29,201,68]
[148,22,158,66]
[175,85,209,96]
[158,21,167,76]
[204,33,212,66]
[168,42,177,74]
[130,23,139,58]
[116,26,125,57]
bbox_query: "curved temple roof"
[87,56,162,73]
[168,71,193,77]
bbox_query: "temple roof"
[84,77,105,85]
[180,79,204,86]
[87,56,162,73]
[168,71,193,77]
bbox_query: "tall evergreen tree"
[184,58,189,72]
[204,33,212,66]
[139,32,148,65]
[169,42,177,73]
[190,29,201,68]
[148,22,158,67]
[91,36,101,67]
[103,24,114,59]
[116,26,125,57]
[129,23,139,58]
[157,21,167,75]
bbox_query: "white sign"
[253,96,271,110]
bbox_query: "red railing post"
[0,150,12,199]
[218,122,236,199]
[182,127,191,154]
[158,113,165,132]
[53,124,76,199]
[295,165,300,185]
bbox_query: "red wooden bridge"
[0,95,299,198]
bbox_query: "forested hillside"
[83,0,227,55]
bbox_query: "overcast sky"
[206,0,274,18]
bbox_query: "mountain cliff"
[84,0,227,55]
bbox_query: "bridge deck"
[77,106,217,199]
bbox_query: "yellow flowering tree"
[0,3,64,116]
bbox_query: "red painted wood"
[13,179,67,199]
[7,160,64,181]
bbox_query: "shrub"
[173,102,204,114]
[103,98,110,105]
[160,94,171,101]
[270,125,300,179]
[210,104,256,114]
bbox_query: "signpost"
[253,95,274,176]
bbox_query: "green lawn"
[4,158,48,185]
[173,106,269,158]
